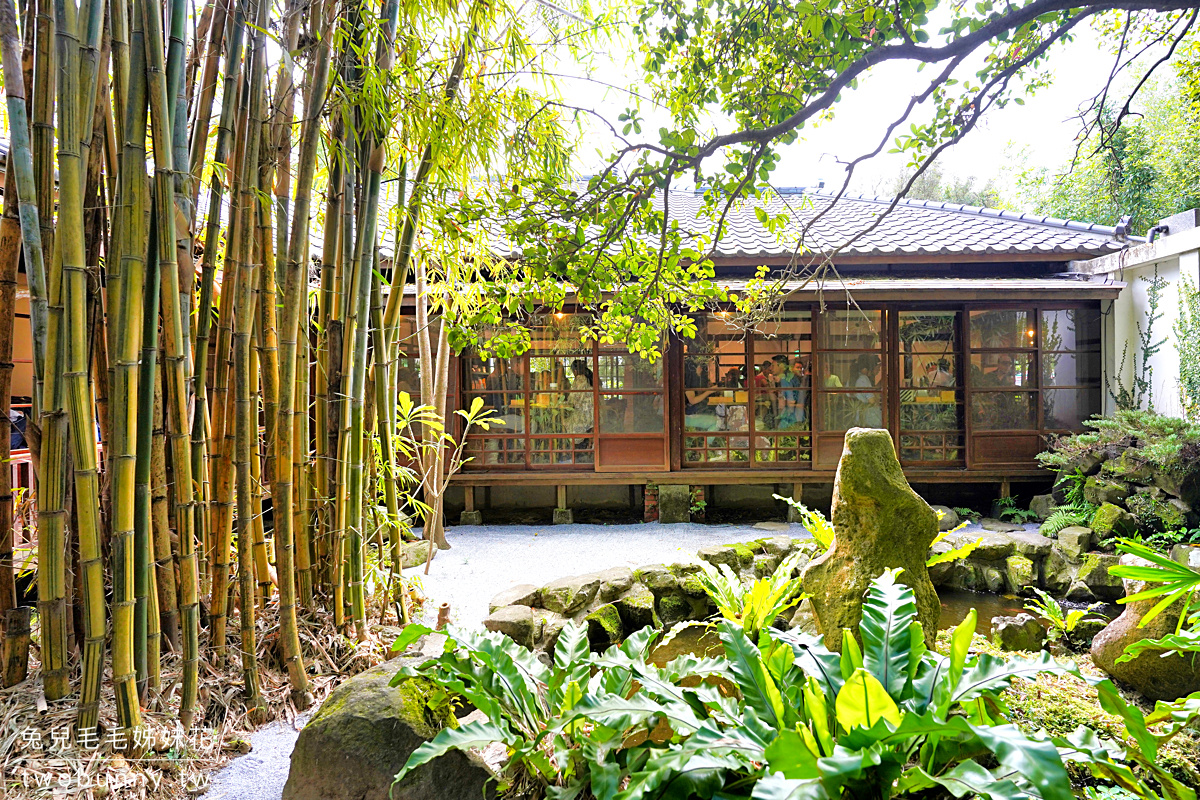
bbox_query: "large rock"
[483,605,538,648]
[1075,552,1124,602]
[1057,527,1093,559]
[1005,555,1037,595]
[930,505,960,531]
[971,531,1018,560]
[1084,476,1132,506]
[1089,503,1137,539]
[801,428,940,650]
[613,585,659,632]
[980,518,1025,534]
[1029,494,1056,522]
[541,574,601,615]
[283,662,497,800]
[1092,555,1200,701]
[584,603,624,650]
[990,613,1046,652]
[488,584,540,613]
[1126,492,1188,532]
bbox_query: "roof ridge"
[805,186,1142,242]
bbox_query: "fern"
[1040,502,1097,537]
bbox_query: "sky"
[548,11,1161,206]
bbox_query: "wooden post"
[553,484,573,524]
[2,606,30,687]
[459,485,481,525]
[787,481,803,523]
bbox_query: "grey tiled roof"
[665,188,1131,260]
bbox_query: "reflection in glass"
[597,352,663,391]
[1043,387,1101,430]
[1041,308,1101,352]
[970,309,1035,349]
[819,389,882,430]
[1041,351,1102,387]
[823,310,882,349]
[971,391,1036,430]
[969,353,1035,387]
[599,394,665,433]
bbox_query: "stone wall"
[929,524,1124,603]
[483,536,816,659]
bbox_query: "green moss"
[1126,492,1186,532]
[731,543,756,563]
[585,602,624,648]
[657,594,692,624]
[679,574,706,598]
[1090,502,1136,537]
[934,632,1200,789]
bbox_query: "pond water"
[938,589,1118,635]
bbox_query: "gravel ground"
[413,520,811,630]
[202,520,808,800]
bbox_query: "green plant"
[1110,539,1200,662]
[1178,274,1200,423]
[391,571,1186,800]
[1140,526,1200,553]
[927,521,981,567]
[997,495,1040,524]
[1041,502,1099,538]
[1038,410,1200,477]
[696,550,806,640]
[773,494,834,550]
[953,506,982,521]
[1024,589,1107,647]
[1108,270,1168,412]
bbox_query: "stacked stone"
[482,535,813,659]
[1057,447,1200,539]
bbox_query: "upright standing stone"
[801,428,940,650]
[657,484,692,524]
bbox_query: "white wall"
[1102,245,1200,418]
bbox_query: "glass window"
[599,394,665,433]
[970,391,1037,430]
[969,309,1036,349]
[752,311,812,434]
[1042,351,1102,387]
[823,310,882,349]
[597,351,662,391]
[1043,387,1102,430]
[968,353,1036,388]
[1041,308,1101,352]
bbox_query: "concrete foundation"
[657,484,691,524]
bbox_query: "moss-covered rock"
[483,604,539,649]
[596,567,634,602]
[1084,476,1132,506]
[1074,552,1123,602]
[632,564,679,594]
[541,574,602,615]
[1126,491,1188,532]
[613,585,659,632]
[656,594,692,626]
[801,428,940,651]
[697,543,755,569]
[1005,555,1037,595]
[584,603,624,650]
[1057,526,1093,559]
[1088,502,1137,539]
[487,584,540,613]
[283,661,496,800]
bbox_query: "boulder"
[1102,451,1154,484]
[1171,544,1200,570]
[632,564,679,594]
[596,567,634,602]
[283,662,497,800]
[971,531,1018,560]
[801,428,940,650]
[1005,555,1037,595]
[990,613,1046,652]
[584,603,624,650]
[541,574,601,615]
[1057,527,1093,560]
[1008,530,1054,559]
[1075,553,1124,602]
[753,553,781,577]
[697,543,755,570]
[400,541,432,569]
[1084,477,1132,507]
[535,610,568,655]
[483,605,539,649]
[1043,549,1077,595]
[930,505,960,531]
[1067,618,1108,649]
[488,584,540,613]
[1126,492,1188,532]
[758,535,794,556]
[1092,554,1200,701]
[1089,503,1137,539]
[656,594,693,627]
[657,484,691,524]
[980,518,1025,534]
[613,585,659,632]
[1029,494,1056,522]
[1153,470,1200,508]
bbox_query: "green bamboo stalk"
[140,0,200,729]
[313,149,341,599]
[151,363,179,651]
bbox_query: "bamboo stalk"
[151,364,179,651]
[140,0,200,728]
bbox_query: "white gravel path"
[414,520,812,630]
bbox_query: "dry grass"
[1,599,410,799]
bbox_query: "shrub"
[1039,410,1200,478]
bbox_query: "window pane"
[528,314,589,356]
[1043,387,1102,429]
[899,312,958,390]
[396,355,422,398]
[685,391,748,433]
[970,391,1036,430]
[900,392,962,431]
[819,391,883,430]
[819,352,882,391]
[899,432,964,463]
[597,351,663,391]
[822,310,882,349]
[1041,308,1101,352]
[755,388,811,431]
[968,353,1035,387]
[685,315,746,390]
[1042,350,1102,386]
[752,311,812,431]
[530,437,592,465]
[599,393,665,433]
[970,309,1035,349]
[465,437,525,466]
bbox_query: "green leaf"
[859,569,915,698]
[391,623,434,653]
[968,723,1073,800]
[393,719,510,785]
[835,668,902,731]
[840,629,863,679]
[720,622,787,729]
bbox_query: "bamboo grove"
[0,0,584,737]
